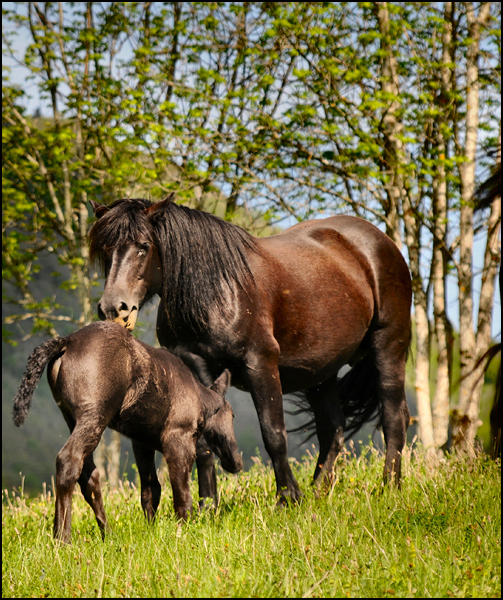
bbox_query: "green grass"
[2,445,501,598]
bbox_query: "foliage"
[3,2,500,330]
[2,3,501,457]
[2,449,501,598]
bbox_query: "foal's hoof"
[198,497,218,512]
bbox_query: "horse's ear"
[210,369,231,397]
[89,200,110,219]
[144,193,176,215]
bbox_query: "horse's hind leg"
[54,422,106,543]
[306,375,345,491]
[78,454,108,538]
[132,440,161,522]
[371,327,410,486]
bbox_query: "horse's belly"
[276,334,366,393]
[277,364,341,394]
[224,357,354,394]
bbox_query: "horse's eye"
[138,243,150,257]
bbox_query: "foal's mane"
[89,198,260,330]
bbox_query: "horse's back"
[268,215,407,276]
[260,215,411,326]
[136,341,204,402]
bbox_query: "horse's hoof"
[276,487,303,507]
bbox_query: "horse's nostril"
[119,302,128,313]
[97,304,106,321]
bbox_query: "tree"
[451,2,501,451]
[3,2,501,462]
[257,2,500,451]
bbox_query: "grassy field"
[2,444,501,598]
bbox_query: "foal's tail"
[12,336,67,427]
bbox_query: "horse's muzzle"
[114,309,138,331]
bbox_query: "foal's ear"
[210,369,231,396]
[89,200,110,219]
[144,192,176,215]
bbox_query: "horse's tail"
[287,353,382,442]
[338,353,381,438]
[12,336,67,427]
[339,326,413,438]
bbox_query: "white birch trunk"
[431,2,453,450]
[375,1,404,250]
[107,430,122,490]
[376,0,436,449]
[453,2,493,452]
[403,206,435,449]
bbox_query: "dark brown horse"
[12,321,242,543]
[89,196,412,503]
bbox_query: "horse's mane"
[89,198,154,271]
[89,198,260,331]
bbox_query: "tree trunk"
[375,3,434,448]
[94,442,107,486]
[374,2,404,250]
[431,2,453,451]
[107,431,122,490]
[403,204,435,449]
[452,2,493,452]
[462,130,501,445]
[431,175,450,450]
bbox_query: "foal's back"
[47,322,142,422]
[47,321,205,450]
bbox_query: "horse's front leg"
[245,356,302,504]
[170,346,218,509]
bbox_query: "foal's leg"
[162,429,197,520]
[131,440,161,522]
[195,437,218,510]
[54,423,105,543]
[371,328,410,486]
[305,375,345,491]
[158,301,218,506]
[78,454,108,538]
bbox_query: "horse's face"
[97,241,162,330]
[90,197,173,331]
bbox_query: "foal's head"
[204,370,243,474]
